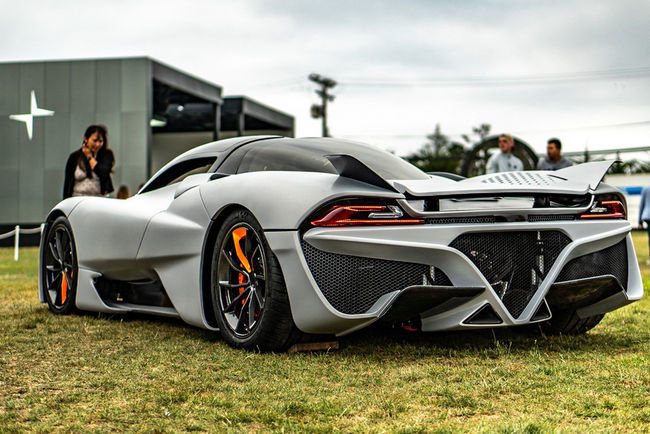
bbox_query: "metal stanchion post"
[14,225,19,261]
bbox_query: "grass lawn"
[0,233,648,432]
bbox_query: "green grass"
[1,234,649,432]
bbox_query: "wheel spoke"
[235,295,250,333]
[221,250,248,275]
[49,241,61,263]
[251,244,262,274]
[248,291,256,326]
[62,240,73,268]
[219,280,249,289]
[253,287,264,309]
[47,271,63,291]
[48,289,60,306]
[55,231,64,264]
[224,287,250,313]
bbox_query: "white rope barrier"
[0,224,45,261]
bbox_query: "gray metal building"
[0,57,294,241]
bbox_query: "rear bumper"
[266,220,642,335]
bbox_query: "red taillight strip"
[311,205,424,227]
[580,200,626,219]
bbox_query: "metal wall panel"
[0,168,19,222]
[70,61,96,113]
[0,63,20,224]
[0,63,20,114]
[96,59,121,113]
[0,117,20,169]
[120,111,148,165]
[44,63,72,180]
[44,113,71,170]
[45,62,70,113]
[43,168,64,209]
[121,58,148,112]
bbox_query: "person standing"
[63,125,115,199]
[115,185,130,199]
[486,134,524,173]
[537,138,573,170]
[638,185,650,260]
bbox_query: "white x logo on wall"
[9,90,55,140]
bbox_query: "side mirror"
[174,173,213,199]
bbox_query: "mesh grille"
[481,172,559,186]
[528,214,576,222]
[427,216,497,224]
[301,241,451,314]
[425,215,576,225]
[450,231,571,318]
[557,239,628,288]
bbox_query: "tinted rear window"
[230,139,428,180]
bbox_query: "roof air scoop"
[325,154,398,192]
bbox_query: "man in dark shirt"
[537,138,572,170]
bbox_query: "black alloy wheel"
[216,222,267,338]
[42,216,78,314]
[211,209,301,351]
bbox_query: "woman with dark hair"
[63,125,115,199]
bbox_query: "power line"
[339,120,650,140]
[337,66,650,88]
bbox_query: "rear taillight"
[580,200,626,219]
[311,205,424,227]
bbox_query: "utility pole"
[309,73,336,137]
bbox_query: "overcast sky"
[2,0,649,156]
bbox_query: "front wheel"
[211,209,301,351]
[41,216,78,314]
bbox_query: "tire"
[529,310,604,336]
[211,209,301,351]
[41,216,79,314]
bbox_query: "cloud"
[0,0,648,155]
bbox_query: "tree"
[405,124,494,174]
[405,124,465,173]
[461,123,492,147]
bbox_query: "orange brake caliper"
[61,272,68,304]
[232,228,252,305]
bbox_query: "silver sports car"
[40,136,643,350]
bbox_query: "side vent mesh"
[557,239,628,288]
[301,241,451,314]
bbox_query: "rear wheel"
[537,310,604,335]
[42,216,78,314]
[521,309,604,336]
[211,209,301,351]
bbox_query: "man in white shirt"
[486,134,524,173]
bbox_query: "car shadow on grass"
[71,308,645,357]
[335,321,646,358]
